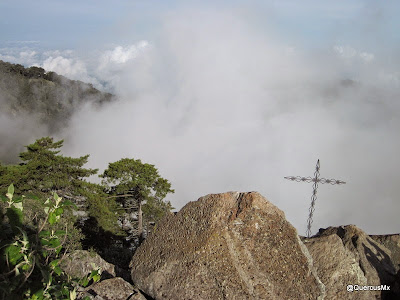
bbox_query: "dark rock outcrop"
[130,192,325,300]
[370,234,400,272]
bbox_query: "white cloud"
[42,56,86,77]
[0,48,39,65]
[55,9,400,237]
[333,45,374,62]
[0,53,18,62]
[0,43,151,92]
[42,49,74,58]
[19,50,37,60]
[100,41,148,66]
[359,51,374,62]
[40,55,97,85]
[2,6,399,236]
[333,45,357,58]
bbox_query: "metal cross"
[284,159,346,238]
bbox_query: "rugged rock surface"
[304,225,400,299]
[60,251,144,300]
[130,191,325,300]
[60,250,130,282]
[370,234,400,272]
[86,277,144,300]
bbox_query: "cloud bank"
[1,6,399,236]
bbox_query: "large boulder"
[304,225,399,300]
[130,192,325,299]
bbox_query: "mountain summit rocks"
[130,192,325,299]
[304,225,400,299]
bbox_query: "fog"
[2,6,399,236]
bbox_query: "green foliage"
[100,158,174,223]
[0,163,27,195]
[142,196,174,224]
[18,137,98,193]
[1,138,174,270]
[76,182,123,235]
[0,137,121,235]
[100,158,174,202]
[0,185,101,299]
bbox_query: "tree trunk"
[138,199,144,244]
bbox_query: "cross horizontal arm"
[284,176,346,185]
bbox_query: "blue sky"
[1,0,398,51]
[1,1,400,235]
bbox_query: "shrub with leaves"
[0,184,101,300]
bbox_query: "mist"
[0,112,50,163]
[2,5,399,236]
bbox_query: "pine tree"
[1,137,121,234]
[100,158,174,241]
[18,137,97,193]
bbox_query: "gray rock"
[130,191,324,300]
[304,232,371,299]
[60,250,130,281]
[370,234,400,272]
[305,225,399,299]
[86,277,143,300]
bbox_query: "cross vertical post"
[284,159,346,238]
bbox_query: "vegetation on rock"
[0,185,102,299]
[0,137,120,239]
[1,137,174,268]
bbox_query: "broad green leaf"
[7,244,23,265]
[49,238,61,248]
[92,273,101,282]
[49,259,60,268]
[80,277,89,287]
[22,263,31,271]
[33,288,44,299]
[55,245,62,255]
[48,212,56,225]
[55,207,63,216]
[8,184,14,196]
[39,230,50,237]
[55,230,66,236]
[54,266,63,276]
[6,207,23,227]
